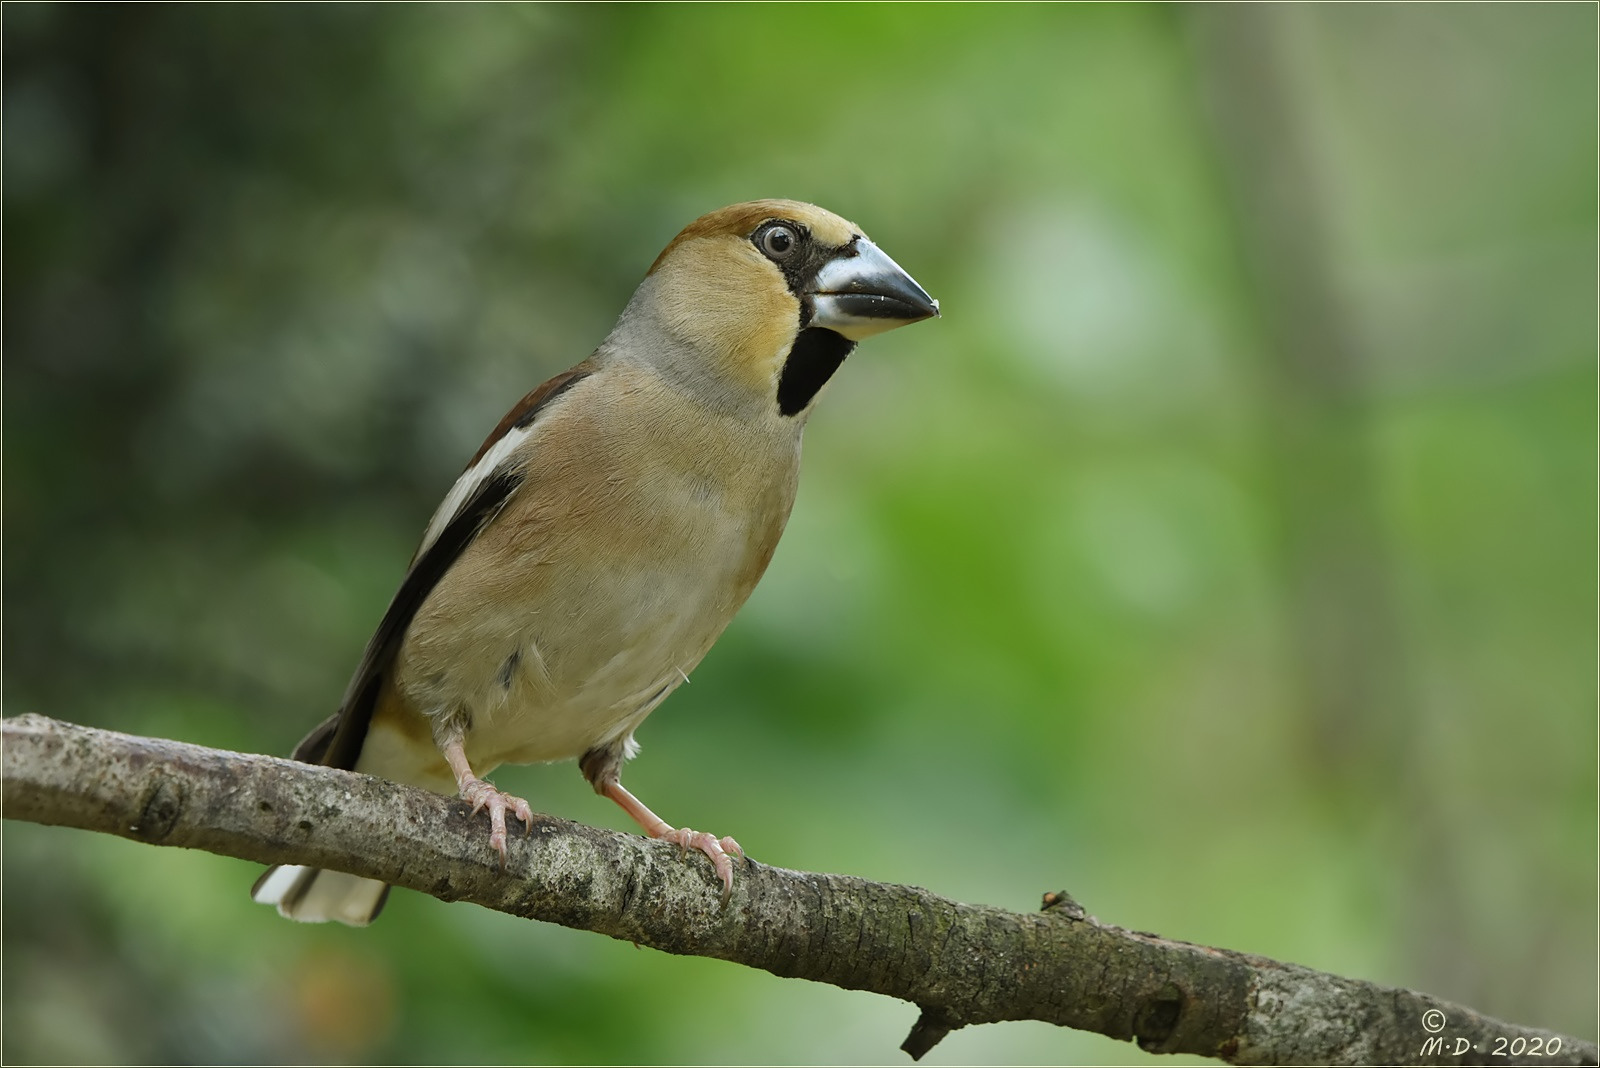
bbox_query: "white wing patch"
[417,422,535,559]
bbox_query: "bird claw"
[658,827,744,899]
[598,780,744,900]
[460,777,533,865]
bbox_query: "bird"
[252,199,939,925]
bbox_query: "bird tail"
[251,864,390,926]
[252,708,391,926]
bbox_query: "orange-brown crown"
[648,200,862,274]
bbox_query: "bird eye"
[759,224,798,260]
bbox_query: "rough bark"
[3,714,1591,1066]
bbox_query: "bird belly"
[391,464,793,777]
[463,568,730,769]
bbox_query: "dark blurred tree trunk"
[1185,1,1471,1020]
[1188,3,1409,782]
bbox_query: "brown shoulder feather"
[468,359,596,467]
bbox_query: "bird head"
[619,200,939,419]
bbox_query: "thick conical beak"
[808,238,940,341]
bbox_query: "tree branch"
[4,714,1590,1065]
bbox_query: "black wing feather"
[303,468,523,771]
[291,362,595,773]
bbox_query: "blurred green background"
[5,5,1594,1064]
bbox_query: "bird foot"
[656,827,743,899]
[597,779,745,900]
[460,777,533,864]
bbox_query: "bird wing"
[294,362,595,770]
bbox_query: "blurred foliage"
[4,5,1594,1064]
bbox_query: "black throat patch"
[777,328,856,417]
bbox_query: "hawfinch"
[253,200,939,925]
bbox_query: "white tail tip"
[252,865,389,927]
